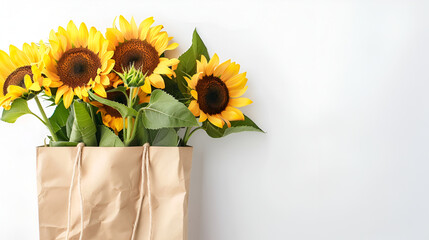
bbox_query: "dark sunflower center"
[113,39,159,75]
[195,75,229,115]
[57,48,101,88]
[3,65,33,94]
[104,90,128,118]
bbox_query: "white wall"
[1,0,429,239]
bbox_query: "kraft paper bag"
[36,144,193,240]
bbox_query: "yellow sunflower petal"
[141,77,152,93]
[93,83,107,97]
[7,85,26,96]
[149,74,165,89]
[78,22,89,48]
[228,77,248,91]
[0,97,13,108]
[214,60,231,77]
[10,45,31,67]
[94,75,101,84]
[44,87,52,96]
[49,80,63,88]
[63,88,75,109]
[101,51,114,65]
[102,59,115,74]
[58,26,72,50]
[130,17,139,39]
[147,25,163,43]
[113,78,123,88]
[114,118,123,132]
[88,29,102,54]
[225,72,247,88]
[22,43,37,63]
[197,55,208,74]
[67,21,79,47]
[29,82,41,91]
[81,88,89,97]
[221,109,243,121]
[208,114,224,128]
[185,75,199,90]
[226,106,245,121]
[154,32,169,54]
[106,28,119,49]
[109,28,125,45]
[55,85,69,104]
[153,64,173,75]
[229,97,252,107]
[100,75,110,85]
[23,75,32,89]
[165,42,179,51]
[74,86,82,99]
[191,90,198,100]
[221,116,231,128]
[205,53,219,76]
[199,111,207,122]
[119,15,132,40]
[0,50,15,71]
[229,85,248,98]
[221,62,240,81]
[188,100,200,116]
[138,17,155,41]
[0,82,4,97]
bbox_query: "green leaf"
[49,141,79,147]
[163,76,185,101]
[69,118,82,143]
[202,115,264,138]
[141,90,198,129]
[54,126,69,141]
[88,91,137,118]
[73,101,97,146]
[49,102,69,133]
[1,98,32,123]
[107,86,127,94]
[98,125,125,147]
[192,29,210,60]
[148,128,179,146]
[128,111,149,146]
[175,29,210,96]
[66,106,75,138]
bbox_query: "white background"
[1,0,429,239]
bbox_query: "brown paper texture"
[36,146,193,240]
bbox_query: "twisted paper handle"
[131,143,153,240]
[65,143,153,240]
[65,142,85,240]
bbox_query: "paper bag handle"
[65,142,85,240]
[131,143,153,240]
[65,143,153,240]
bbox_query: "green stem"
[124,111,141,146]
[122,117,127,140]
[126,88,136,142]
[29,112,46,125]
[183,126,202,146]
[132,87,140,106]
[34,95,59,141]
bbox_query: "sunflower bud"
[116,64,147,88]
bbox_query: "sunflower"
[106,16,179,93]
[93,88,150,133]
[185,54,252,128]
[0,42,50,110]
[44,21,114,109]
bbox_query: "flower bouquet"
[0,16,262,240]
